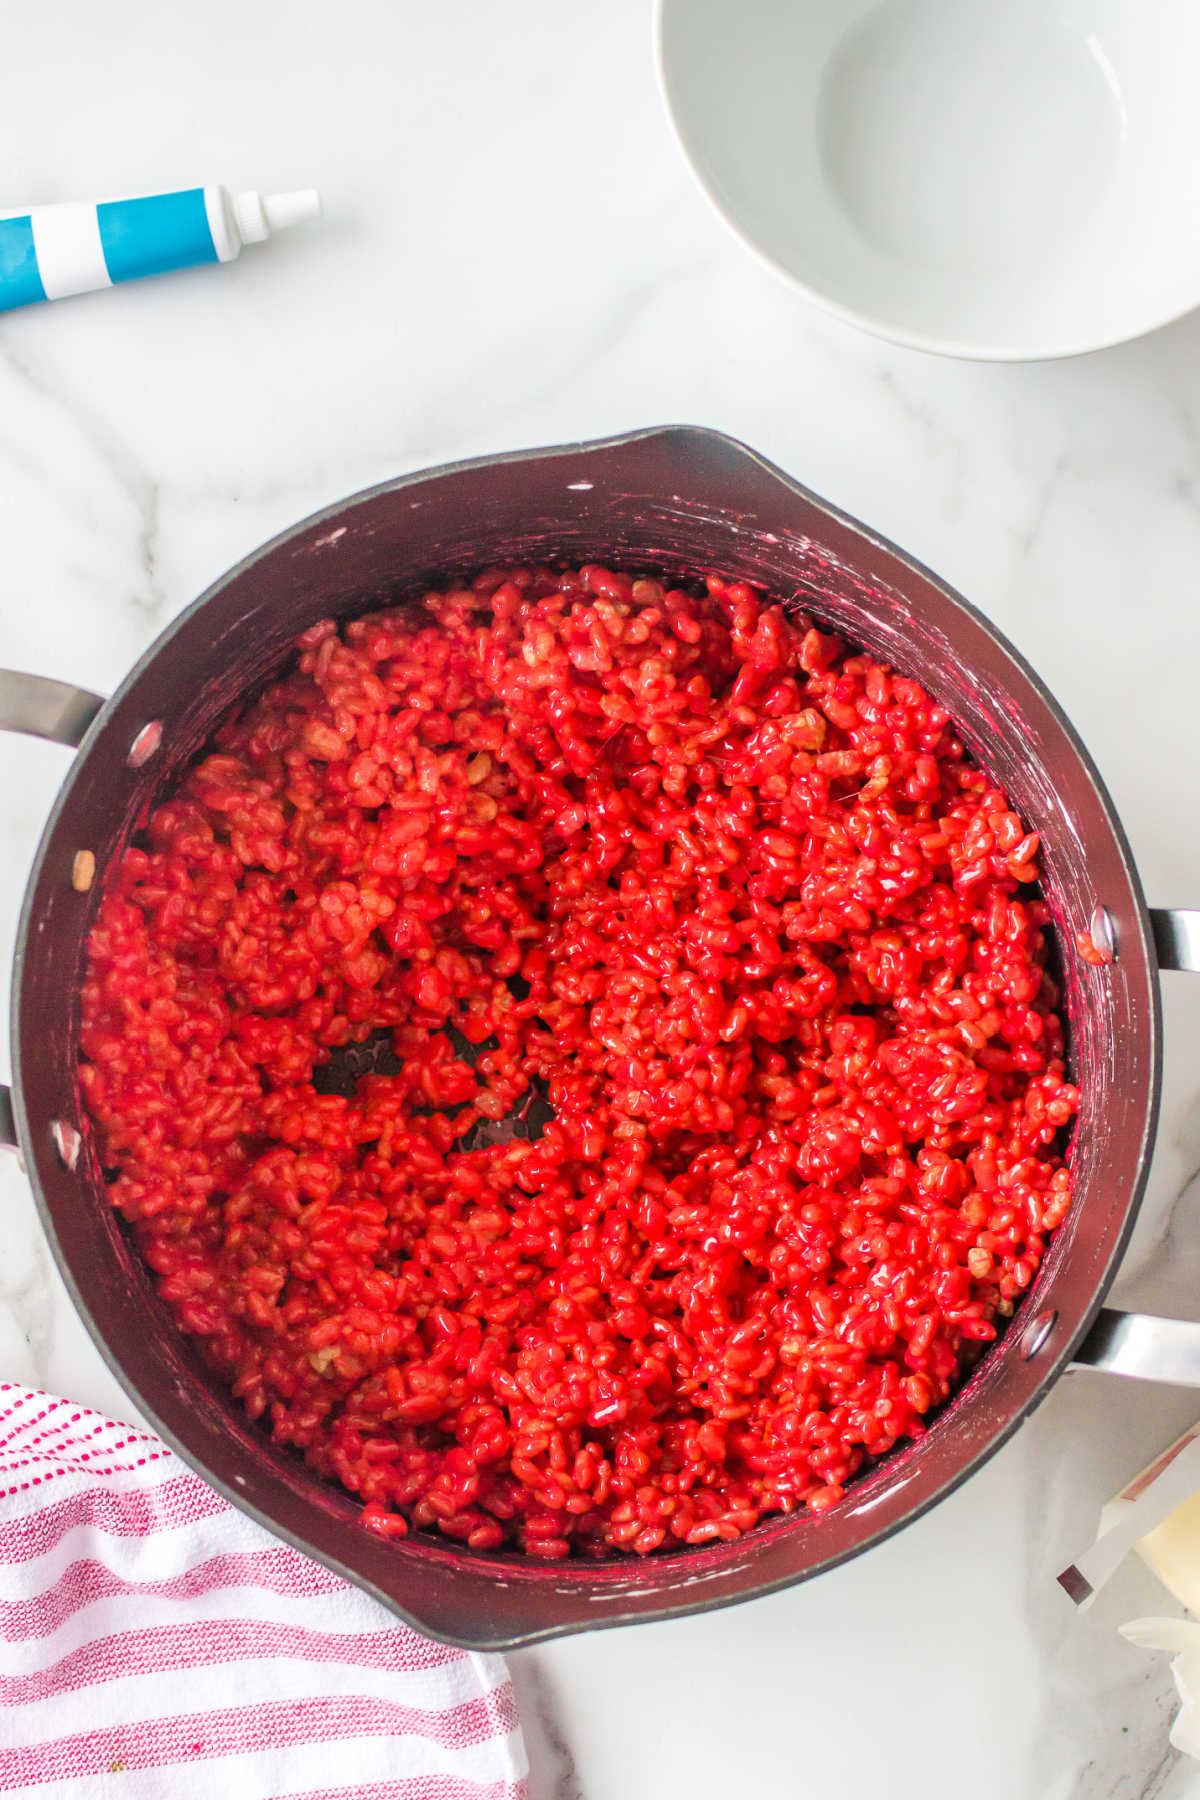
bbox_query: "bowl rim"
[651,0,1200,363]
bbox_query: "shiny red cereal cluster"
[79,566,1078,1558]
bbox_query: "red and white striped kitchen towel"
[0,1385,527,1798]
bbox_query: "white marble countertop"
[4,2,1200,1795]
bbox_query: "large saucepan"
[4,426,1197,1650]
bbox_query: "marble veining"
[509,1656,586,1800]
[5,1,1200,1794]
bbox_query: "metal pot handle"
[4,672,1200,1389]
[0,670,104,748]
[1152,910,1200,974]
[1069,909,1200,1384]
[1073,1309,1200,1385]
[0,670,105,1150]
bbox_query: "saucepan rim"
[9,424,1161,1647]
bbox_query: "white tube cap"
[233,189,322,246]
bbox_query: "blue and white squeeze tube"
[0,186,322,313]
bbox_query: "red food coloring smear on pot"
[78,568,1077,1558]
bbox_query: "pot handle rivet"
[1021,1309,1057,1359]
[50,1120,81,1172]
[126,721,163,769]
[1086,905,1116,964]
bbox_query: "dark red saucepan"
[2,426,1196,1650]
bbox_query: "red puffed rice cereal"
[78,566,1078,1558]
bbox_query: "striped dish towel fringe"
[0,1385,527,1798]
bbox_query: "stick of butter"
[1128,1485,1200,1611]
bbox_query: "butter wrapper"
[1058,1423,1200,1608]
[1061,1422,1200,1764]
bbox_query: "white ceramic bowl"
[656,0,1200,360]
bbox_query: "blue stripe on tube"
[97,188,218,284]
[0,216,47,312]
